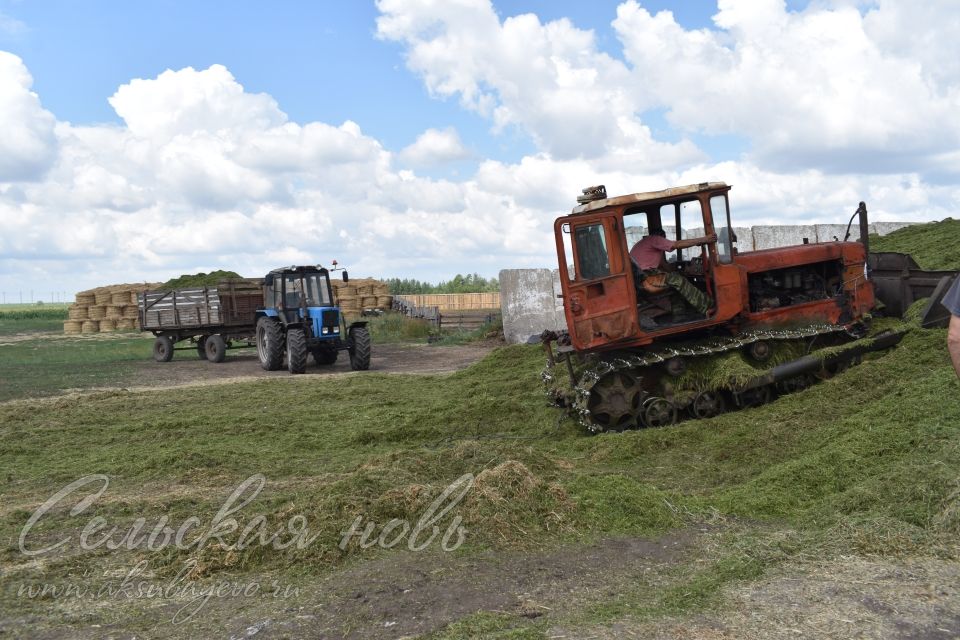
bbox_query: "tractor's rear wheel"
[349,326,371,371]
[312,347,338,366]
[286,327,307,374]
[153,336,174,363]
[256,318,283,371]
[205,334,227,363]
[196,336,208,360]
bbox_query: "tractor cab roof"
[263,265,330,285]
[570,182,730,216]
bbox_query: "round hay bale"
[99,319,117,332]
[111,292,129,305]
[75,292,95,306]
[87,305,106,320]
[81,320,99,333]
[63,320,83,334]
[115,318,135,330]
[376,295,393,309]
[68,305,89,320]
[361,296,377,308]
[105,305,124,320]
[94,291,111,305]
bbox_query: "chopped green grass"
[870,217,960,270]
[162,269,243,288]
[1,322,958,633]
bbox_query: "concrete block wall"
[500,222,918,344]
[499,268,566,344]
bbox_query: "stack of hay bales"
[331,278,393,317]
[64,283,162,334]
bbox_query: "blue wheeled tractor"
[255,266,371,374]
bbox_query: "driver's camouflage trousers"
[644,269,713,315]
[662,271,712,315]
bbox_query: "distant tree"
[386,274,499,295]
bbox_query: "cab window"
[574,223,610,280]
[710,195,734,262]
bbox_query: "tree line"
[386,273,499,294]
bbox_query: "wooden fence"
[392,297,500,332]
[394,292,500,311]
[438,310,501,331]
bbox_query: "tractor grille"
[322,309,338,328]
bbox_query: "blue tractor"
[255,265,371,374]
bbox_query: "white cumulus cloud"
[399,127,471,166]
[0,52,57,181]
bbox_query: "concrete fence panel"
[499,268,566,344]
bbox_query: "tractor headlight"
[333,326,340,333]
[321,327,329,334]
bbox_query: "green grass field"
[1,220,957,636]
[1,320,957,636]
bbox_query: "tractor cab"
[555,183,736,350]
[261,266,341,340]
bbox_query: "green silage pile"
[162,269,243,288]
[870,218,960,270]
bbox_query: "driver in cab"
[630,228,716,316]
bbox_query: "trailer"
[138,279,263,362]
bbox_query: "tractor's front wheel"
[286,327,307,374]
[257,318,283,371]
[349,326,371,371]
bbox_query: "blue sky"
[0,0,957,296]
[0,0,734,169]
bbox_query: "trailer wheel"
[205,334,227,363]
[349,326,371,371]
[196,336,208,360]
[257,318,283,371]
[153,336,174,363]
[286,327,307,374]
[312,347,338,366]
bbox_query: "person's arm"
[949,315,960,379]
[942,278,960,379]
[672,233,718,251]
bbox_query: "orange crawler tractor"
[541,182,956,432]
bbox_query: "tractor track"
[543,323,874,432]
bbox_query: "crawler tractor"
[542,182,958,432]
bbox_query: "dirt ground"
[11,530,958,640]
[552,556,960,640]
[124,342,497,392]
